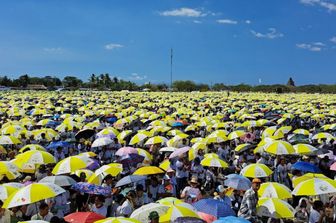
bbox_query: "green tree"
[172,80,197,91]
[62,76,83,88]
[18,74,29,87]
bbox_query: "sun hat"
[189,176,199,185]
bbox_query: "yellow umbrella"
[258,182,292,199]
[88,163,123,185]
[0,161,21,180]
[257,198,295,219]
[264,140,295,155]
[0,135,21,145]
[52,156,92,175]
[240,163,273,178]
[228,130,245,140]
[14,150,56,169]
[19,144,46,153]
[292,178,336,196]
[293,144,318,155]
[159,201,200,223]
[95,217,141,223]
[133,166,165,175]
[292,173,329,188]
[201,156,228,168]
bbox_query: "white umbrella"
[130,203,169,222]
[92,137,114,147]
[38,175,77,186]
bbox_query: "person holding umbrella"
[238,178,261,223]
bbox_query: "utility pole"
[170,48,173,91]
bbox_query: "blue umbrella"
[224,174,251,191]
[71,182,111,196]
[46,141,71,150]
[172,122,184,127]
[214,216,251,223]
[291,161,321,173]
[193,198,235,218]
[115,175,147,188]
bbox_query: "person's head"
[94,195,105,208]
[300,199,307,208]
[251,178,261,192]
[189,177,199,188]
[39,202,49,217]
[136,184,144,196]
[313,200,324,211]
[148,211,160,223]
[194,157,201,166]
[126,190,136,201]
[50,216,61,223]
[151,177,158,186]
[104,174,113,184]
[79,172,86,181]
[216,185,228,196]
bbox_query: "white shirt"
[175,160,187,178]
[309,209,321,223]
[117,199,133,217]
[92,204,107,217]
[31,212,54,221]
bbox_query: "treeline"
[0,74,335,93]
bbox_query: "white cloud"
[105,43,124,50]
[245,20,251,24]
[251,28,284,39]
[299,0,336,11]
[128,73,147,81]
[217,19,238,24]
[159,8,207,17]
[193,20,202,24]
[296,42,326,51]
[43,47,63,53]
[330,36,336,43]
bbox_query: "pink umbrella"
[330,162,336,171]
[197,212,217,223]
[169,146,191,159]
[116,147,137,156]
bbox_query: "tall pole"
[170,48,173,91]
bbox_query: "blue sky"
[0,0,335,85]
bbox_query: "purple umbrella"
[118,153,144,167]
[116,147,137,156]
[169,146,191,159]
[71,182,111,196]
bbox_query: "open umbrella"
[193,198,235,218]
[169,146,191,159]
[64,212,105,223]
[0,161,21,180]
[258,182,292,199]
[240,164,273,178]
[3,183,65,208]
[291,161,321,173]
[257,198,295,219]
[52,156,93,175]
[133,166,165,175]
[92,137,114,148]
[38,175,77,187]
[71,182,111,196]
[115,175,147,188]
[213,216,251,223]
[224,174,251,191]
[95,217,141,223]
[173,217,206,223]
[292,178,336,196]
[130,203,169,223]
[46,141,70,150]
[75,129,96,140]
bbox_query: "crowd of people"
[0,91,335,223]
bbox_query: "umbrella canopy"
[145,136,168,145]
[293,129,310,135]
[38,175,77,187]
[264,140,295,155]
[292,173,328,187]
[115,175,147,188]
[75,128,96,140]
[18,221,49,223]
[258,182,292,199]
[160,201,200,223]
[173,217,206,223]
[71,182,112,196]
[129,132,150,145]
[92,137,114,148]
[169,146,192,159]
[0,135,21,145]
[14,150,56,168]
[193,198,235,218]
[0,183,23,200]
[95,217,141,223]
[291,161,321,173]
[130,203,170,223]
[88,163,123,185]
[257,198,295,219]
[224,174,251,191]
[293,144,318,155]
[0,161,21,180]
[52,156,93,175]
[213,216,251,223]
[240,163,273,178]
[201,157,228,168]
[228,130,245,140]
[133,166,165,175]
[19,144,46,153]
[64,212,105,223]
[46,141,70,150]
[3,183,65,208]
[292,178,336,196]
[312,132,334,140]
[116,147,138,156]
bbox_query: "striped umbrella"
[130,203,169,223]
[52,156,92,175]
[264,140,295,155]
[258,182,292,199]
[88,163,123,185]
[292,178,336,196]
[240,163,273,178]
[3,183,65,208]
[95,217,141,223]
[0,135,21,145]
[201,157,228,168]
[293,144,317,155]
[160,201,200,223]
[257,198,294,219]
[0,161,21,180]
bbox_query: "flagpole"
[170,48,173,91]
